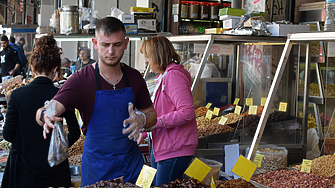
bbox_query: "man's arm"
[139,105,157,128]
[36,100,66,139]
[8,50,21,75]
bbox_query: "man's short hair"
[18,37,25,42]
[1,35,8,41]
[95,17,125,37]
[9,36,15,43]
[62,57,71,64]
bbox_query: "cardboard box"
[130,6,154,13]
[219,15,241,20]
[124,23,138,34]
[222,18,240,29]
[137,19,156,32]
[118,14,134,23]
[219,8,245,17]
[266,24,310,36]
[205,28,227,34]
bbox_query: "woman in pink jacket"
[139,35,198,186]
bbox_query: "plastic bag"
[306,128,320,160]
[45,100,69,167]
[183,55,221,78]
[110,7,124,18]
[196,158,222,185]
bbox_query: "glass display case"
[164,34,307,165]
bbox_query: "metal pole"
[302,42,311,158]
[4,0,7,24]
[22,0,26,24]
[247,40,294,161]
[191,37,214,95]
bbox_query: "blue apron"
[81,63,144,187]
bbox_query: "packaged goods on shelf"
[124,23,138,34]
[266,24,310,37]
[205,28,227,34]
[218,8,245,17]
[118,14,134,23]
[130,6,154,13]
[222,18,240,29]
[137,19,156,33]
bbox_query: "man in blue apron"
[36,17,157,186]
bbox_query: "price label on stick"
[246,98,253,106]
[211,176,216,188]
[219,116,228,125]
[213,107,220,116]
[184,158,212,182]
[206,110,213,120]
[233,98,240,105]
[136,165,157,188]
[279,102,287,112]
[261,98,267,106]
[301,159,312,173]
[249,105,257,115]
[234,105,242,115]
[232,155,257,182]
[205,103,212,109]
[253,153,263,167]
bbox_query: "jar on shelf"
[222,1,232,8]
[181,1,189,19]
[209,2,220,21]
[188,1,199,19]
[199,2,208,20]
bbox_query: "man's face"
[63,62,70,68]
[1,41,8,49]
[20,40,25,46]
[92,30,129,67]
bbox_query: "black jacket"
[1,76,81,188]
[0,46,21,77]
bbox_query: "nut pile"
[255,147,287,174]
[198,123,234,138]
[195,107,209,117]
[292,154,335,177]
[251,169,335,187]
[68,154,82,166]
[69,134,85,157]
[161,178,208,188]
[83,177,140,188]
[215,178,255,188]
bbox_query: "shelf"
[298,95,324,104]
[299,56,326,63]
[181,19,220,23]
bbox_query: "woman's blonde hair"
[140,35,180,71]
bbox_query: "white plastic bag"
[306,128,320,160]
[45,100,69,167]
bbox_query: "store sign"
[194,44,234,55]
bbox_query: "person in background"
[1,34,81,187]
[16,37,25,55]
[36,17,157,187]
[138,35,198,186]
[53,57,73,82]
[74,47,95,72]
[9,36,27,76]
[0,35,21,82]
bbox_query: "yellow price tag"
[211,176,216,188]
[232,155,257,182]
[206,110,213,120]
[219,116,228,125]
[136,165,157,188]
[234,105,242,115]
[246,98,253,106]
[184,158,212,182]
[279,102,287,112]
[261,98,267,106]
[233,98,240,105]
[205,103,212,109]
[248,105,257,115]
[253,153,263,167]
[301,159,312,173]
[220,95,227,103]
[213,107,220,116]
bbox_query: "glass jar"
[222,1,231,8]
[181,1,189,19]
[199,2,208,20]
[209,2,219,21]
[188,1,199,19]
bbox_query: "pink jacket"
[151,63,198,162]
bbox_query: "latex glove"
[123,102,146,141]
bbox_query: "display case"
[164,34,307,165]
